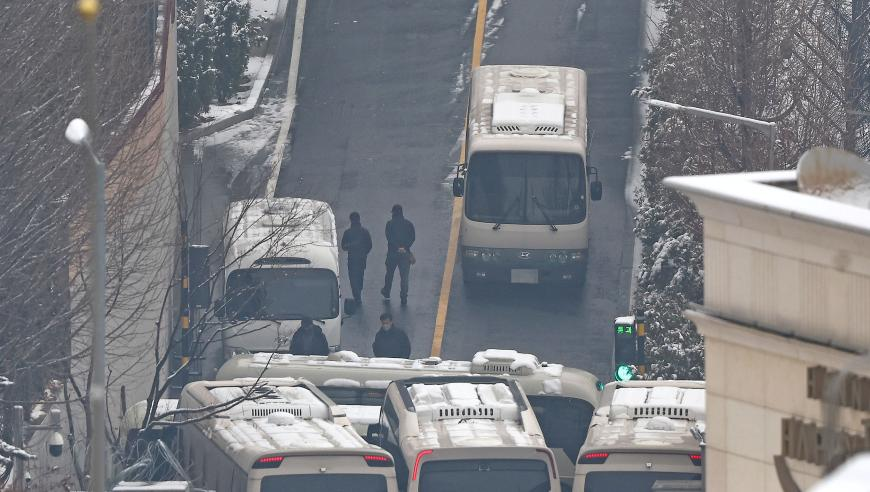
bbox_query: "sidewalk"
[182,0,291,142]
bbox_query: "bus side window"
[528,396,595,462]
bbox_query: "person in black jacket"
[341,211,373,307]
[372,312,411,358]
[288,316,329,355]
[381,204,415,306]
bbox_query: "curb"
[627,0,660,307]
[181,0,293,143]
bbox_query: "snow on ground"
[202,55,273,118]
[249,0,280,19]
[204,96,284,184]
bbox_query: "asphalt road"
[274,0,642,379]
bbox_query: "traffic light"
[614,364,636,381]
[612,312,647,381]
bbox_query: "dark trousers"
[384,252,411,299]
[348,256,366,302]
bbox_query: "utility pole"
[72,1,106,488]
[645,99,778,171]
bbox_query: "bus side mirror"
[588,166,602,201]
[366,423,382,444]
[591,181,603,201]
[452,176,465,197]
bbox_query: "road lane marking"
[266,0,307,198]
[431,0,488,357]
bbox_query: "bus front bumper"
[460,247,587,284]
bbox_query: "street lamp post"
[65,118,107,492]
[645,99,778,171]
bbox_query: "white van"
[572,381,705,492]
[219,198,341,355]
[380,376,560,492]
[216,349,602,488]
[178,378,398,492]
[452,65,602,286]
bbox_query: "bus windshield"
[261,474,388,491]
[419,459,550,492]
[224,268,338,320]
[465,152,587,225]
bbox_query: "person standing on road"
[372,312,411,358]
[288,316,329,356]
[381,204,415,306]
[341,211,372,308]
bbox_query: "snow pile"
[331,350,362,362]
[217,415,365,451]
[322,378,362,388]
[798,147,870,210]
[340,405,381,425]
[409,382,520,423]
[541,379,562,395]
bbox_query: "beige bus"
[573,381,705,492]
[177,378,398,492]
[216,349,602,487]
[452,65,602,286]
[379,376,560,492]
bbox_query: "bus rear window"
[419,459,550,492]
[261,474,388,491]
[584,471,701,491]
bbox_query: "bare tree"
[634,0,868,378]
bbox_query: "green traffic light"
[614,364,635,381]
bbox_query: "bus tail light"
[253,455,284,468]
[364,454,393,467]
[412,449,433,481]
[579,452,609,464]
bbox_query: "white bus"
[218,198,342,355]
[572,381,705,492]
[216,349,602,488]
[452,65,602,286]
[178,378,398,492]
[379,376,560,492]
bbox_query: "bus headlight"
[464,248,480,258]
[547,250,584,264]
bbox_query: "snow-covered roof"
[396,378,546,450]
[582,381,705,453]
[225,198,338,273]
[664,147,870,238]
[468,65,587,153]
[216,349,601,404]
[179,379,379,465]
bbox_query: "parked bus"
[379,376,560,492]
[218,198,342,356]
[217,348,602,488]
[178,378,398,492]
[452,65,602,286]
[573,381,705,492]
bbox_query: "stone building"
[665,147,870,491]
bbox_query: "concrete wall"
[666,170,870,492]
[689,312,870,491]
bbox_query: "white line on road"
[266,0,307,198]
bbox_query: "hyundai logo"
[519,251,530,259]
